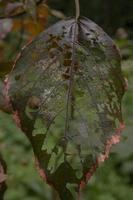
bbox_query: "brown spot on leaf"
[28,96,40,109]
[64,51,72,59]
[74,62,79,71]
[64,44,71,50]
[51,41,59,48]
[15,74,21,81]
[63,59,72,66]
[31,52,39,60]
[62,73,70,80]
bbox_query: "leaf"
[0,19,13,39]
[24,0,37,20]
[50,9,66,19]
[3,17,126,200]
[0,0,47,19]
[4,2,24,17]
[37,3,49,25]
[11,3,49,38]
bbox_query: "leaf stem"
[75,0,80,20]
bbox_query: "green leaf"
[4,17,126,200]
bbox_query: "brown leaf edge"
[77,122,125,200]
[32,121,125,200]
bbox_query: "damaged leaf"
[0,17,126,200]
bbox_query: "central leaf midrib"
[64,20,79,138]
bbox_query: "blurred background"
[0,0,133,199]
